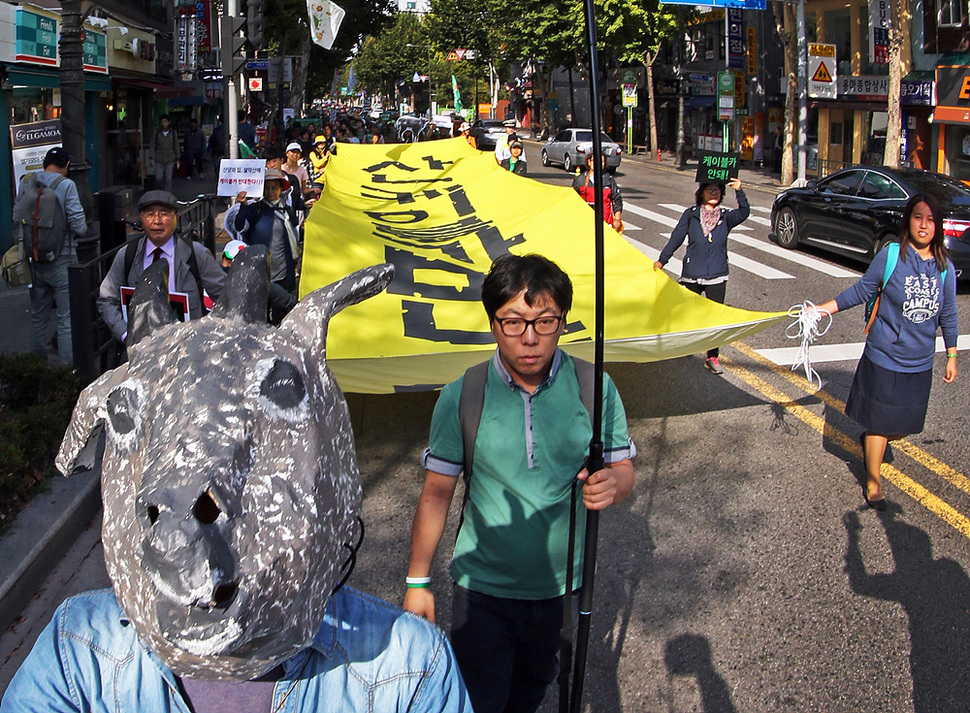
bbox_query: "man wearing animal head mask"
[1,251,470,712]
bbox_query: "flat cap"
[138,190,179,211]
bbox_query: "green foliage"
[0,353,82,532]
[354,12,430,95]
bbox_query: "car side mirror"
[806,181,817,190]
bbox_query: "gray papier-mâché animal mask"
[56,246,394,680]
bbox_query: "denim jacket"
[1,588,470,713]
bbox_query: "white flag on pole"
[307,0,345,50]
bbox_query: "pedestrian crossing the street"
[619,201,861,281]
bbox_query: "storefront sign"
[901,77,934,106]
[9,119,62,188]
[808,44,837,99]
[838,74,889,100]
[15,8,58,66]
[83,29,108,74]
[728,9,745,70]
[868,0,891,64]
[934,67,970,122]
[746,27,757,76]
[689,74,715,96]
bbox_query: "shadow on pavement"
[665,632,739,713]
[844,507,970,712]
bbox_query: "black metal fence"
[69,195,219,382]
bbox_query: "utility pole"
[58,0,95,223]
[221,0,245,159]
[795,0,808,185]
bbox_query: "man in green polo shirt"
[404,254,636,713]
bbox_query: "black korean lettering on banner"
[422,155,455,171]
[384,247,484,300]
[445,185,474,217]
[372,174,454,185]
[360,186,444,204]
[364,160,420,173]
[401,300,494,344]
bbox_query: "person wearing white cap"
[494,119,526,165]
[283,142,312,199]
[219,239,298,322]
[459,122,476,149]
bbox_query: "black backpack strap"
[123,238,143,285]
[181,237,207,316]
[456,360,490,540]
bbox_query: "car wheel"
[872,234,894,260]
[775,207,799,249]
[564,154,573,173]
[541,149,550,167]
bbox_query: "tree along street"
[2,148,969,711]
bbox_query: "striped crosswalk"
[620,200,861,281]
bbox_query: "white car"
[541,129,622,173]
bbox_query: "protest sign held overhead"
[695,151,741,182]
[218,159,265,197]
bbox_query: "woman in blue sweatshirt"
[653,177,749,374]
[818,193,958,510]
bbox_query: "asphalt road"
[3,147,969,712]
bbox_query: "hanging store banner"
[746,27,757,75]
[299,139,786,394]
[14,7,57,66]
[869,0,891,64]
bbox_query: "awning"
[3,64,111,92]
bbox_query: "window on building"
[939,0,964,28]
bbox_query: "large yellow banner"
[300,138,786,393]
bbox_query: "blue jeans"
[451,585,572,713]
[29,253,76,366]
[155,161,175,192]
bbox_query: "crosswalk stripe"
[623,235,683,274]
[755,334,970,365]
[728,234,859,278]
[751,206,771,214]
[747,215,772,227]
[627,203,793,279]
[647,203,858,278]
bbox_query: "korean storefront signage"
[746,27,757,75]
[9,119,62,188]
[15,8,57,65]
[901,77,934,106]
[868,0,891,64]
[838,75,889,100]
[808,44,837,99]
[727,8,745,70]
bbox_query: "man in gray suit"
[98,190,225,345]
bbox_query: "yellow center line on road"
[728,340,970,496]
[719,349,970,541]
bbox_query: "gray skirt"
[845,353,933,436]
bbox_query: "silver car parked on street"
[541,129,622,173]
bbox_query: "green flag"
[452,75,463,114]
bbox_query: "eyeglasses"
[141,209,177,220]
[493,315,563,337]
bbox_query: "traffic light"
[220,15,246,76]
[247,0,265,50]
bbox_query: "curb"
[0,467,102,637]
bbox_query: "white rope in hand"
[786,301,832,390]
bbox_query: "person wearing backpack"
[97,190,225,346]
[816,193,958,511]
[403,254,636,713]
[11,146,87,366]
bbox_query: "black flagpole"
[567,0,606,711]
